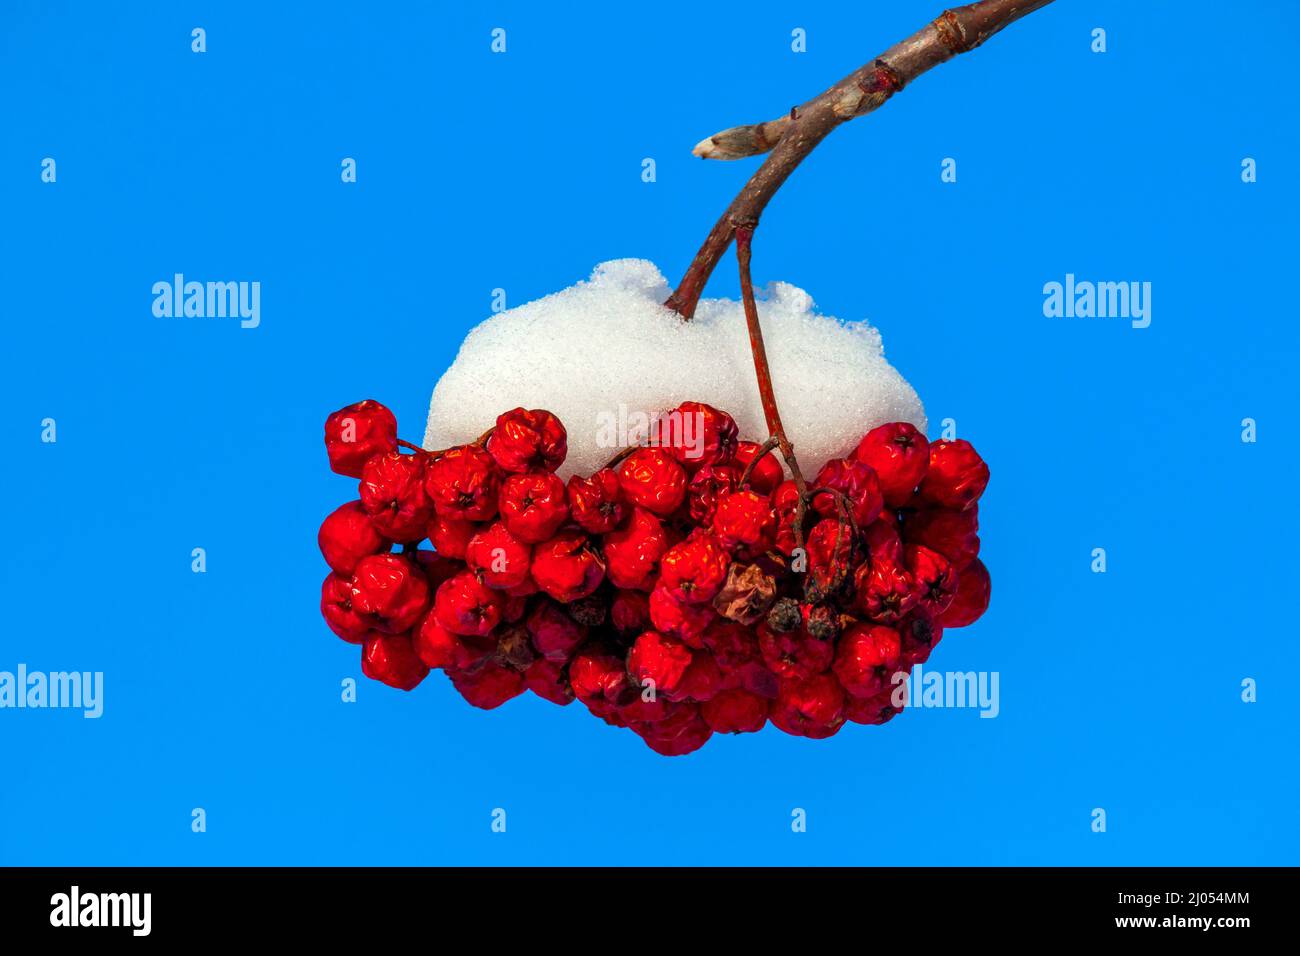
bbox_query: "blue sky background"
[1,0,1296,865]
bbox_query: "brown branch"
[666,0,1055,319]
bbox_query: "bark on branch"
[666,0,1055,319]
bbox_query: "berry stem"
[396,438,428,454]
[664,0,1055,319]
[735,225,807,501]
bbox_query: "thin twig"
[666,0,1055,318]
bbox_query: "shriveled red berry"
[610,589,651,635]
[361,633,429,691]
[758,620,834,681]
[918,439,989,511]
[603,507,669,591]
[937,557,991,628]
[851,422,930,508]
[569,647,631,705]
[701,688,769,733]
[350,553,431,634]
[648,587,715,647]
[733,441,783,494]
[498,472,568,543]
[769,673,846,739]
[487,407,567,474]
[812,457,884,527]
[523,658,574,706]
[530,529,605,602]
[450,660,525,709]
[804,516,856,602]
[833,623,904,698]
[845,685,907,725]
[433,570,505,637]
[318,500,389,575]
[904,506,980,569]
[321,572,384,644]
[427,513,476,559]
[686,464,741,525]
[414,612,494,670]
[905,544,957,617]
[425,444,500,521]
[627,631,694,698]
[772,480,803,556]
[324,400,397,479]
[359,452,433,542]
[702,620,761,672]
[616,447,687,516]
[465,521,532,589]
[711,489,776,555]
[657,532,731,605]
[525,600,587,663]
[657,401,738,471]
[854,559,917,624]
[566,469,627,534]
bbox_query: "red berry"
[320,572,383,644]
[569,647,631,705]
[525,600,587,663]
[318,500,389,575]
[324,400,397,479]
[937,557,991,628]
[350,553,431,634]
[610,589,651,635]
[833,623,904,698]
[701,620,761,672]
[413,612,494,670]
[804,517,856,600]
[701,688,769,733]
[811,458,884,527]
[566,469,627,534]
[657,401,738,471]
[648,587,715,647]
[772,480,803,556]
[425,444,500,522]
[686,464,741,524]
[758,620,834,681]
[862,516,903,565]
[523,658,574,706]
[616,447,687,516]
[905,544,957,617]
[530,529,605,602]
[465,521,532,589]
[918,439,989,511]
[904,506,980,569]
[414,549,461,591]
[498,472,569,543]
[845,685,907,725]
[851,422,930,508]
[769,673,846,739]
[487,407,567,474]
[657,532,731,605]
[854,559,917,624]
[427,513,477,559]
[449,660,525,709]
[639,709,713,756]
[711,490,776,555]
[358,452,433,542]
[898,610,944,667]
[433,570,505,637]
[361,633,429,691]
[674,649,722,702]
[603,507,669,591]
[627,631,694,698]
[733,441,783,494]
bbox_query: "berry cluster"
[319,399,990,755]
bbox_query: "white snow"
[423,259,926,479]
